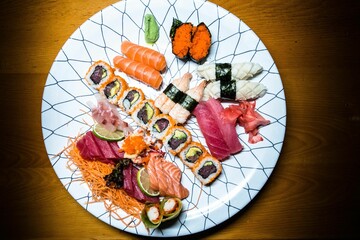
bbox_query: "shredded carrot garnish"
[65,139,144,227]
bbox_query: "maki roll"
[118,87,145,114]
[99,75,128,105]
[192,155,222,185]
[178,141,209,169]
[131,100,159,129]
[163,126,192,155]
[85,60,114,90]
[170,18,211,63]
[148,114,176,140]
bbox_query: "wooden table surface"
[1,0,359,239]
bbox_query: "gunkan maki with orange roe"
[170,18,211,63]
[189,22,212,63]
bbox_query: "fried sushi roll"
[118,87,145,114]
[131,99,160,129]
[163,126,192,155]
[85,60,114,90]
[148,114,176,140]
[192,155,222,185]
[99,75,128,105]
[178,141,209,169]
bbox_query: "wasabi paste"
[144,14,159,44]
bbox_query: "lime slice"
[92,123,125,141]
[137,167,160,197]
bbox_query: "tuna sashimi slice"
[77,131,105,161]
[122,162,133,194]
[130,165,159,203]
[90,133,118,161]
[108,141,125,159]
[193,102,231,160]
[205,98,243,154]
[123,163,159,203]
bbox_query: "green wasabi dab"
[144,14,159,44]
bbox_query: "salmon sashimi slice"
[121,40,166,72]
[147,152,189,199]
[113,55,163,89]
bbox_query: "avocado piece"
[101,67,107,79]
[168,130,187,150]
[173,129,186,140]
[145,103,154,121]
[130,92,140,105]
[185,147,203,163]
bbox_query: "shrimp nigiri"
[154,73,192,114]
[169,80,207,124]
[113,55,163,90]
[121,40,167,72]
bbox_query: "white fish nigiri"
[154,73,192,114]
[169,80,207,124]
[197,62,263,81]
[202,80,267,101]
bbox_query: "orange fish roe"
[122,135,148,155]
[171,22,194,59]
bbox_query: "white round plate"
[41,0,286,237]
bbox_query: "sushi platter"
[41,0,286,237]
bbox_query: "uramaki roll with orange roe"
[99,75,128,105]
[163,125,192,156]
[148,114,176,141]
[118,87,145,114]
[131,99,160,129]
[192,155,222,185]
[178,141,209,169]
[85,60,114,90]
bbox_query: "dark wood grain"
[1,0,359,239]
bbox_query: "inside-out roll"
[192,155,222,185]
[148,114,176,140]
[85,60,114,90]
[131,99,159,129]
[99,75,128,105]
[118,87,145,114]
[163,126,192,155]
[178,141,209,169]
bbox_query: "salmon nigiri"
[169,80,207,124]
[154,73,192,114]
[113,55,163,89]
[121,40,167,72]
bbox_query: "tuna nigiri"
[205,98,243,155]
[193,102,231,160]
[113,55,163,89]
[121,41,166,72]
